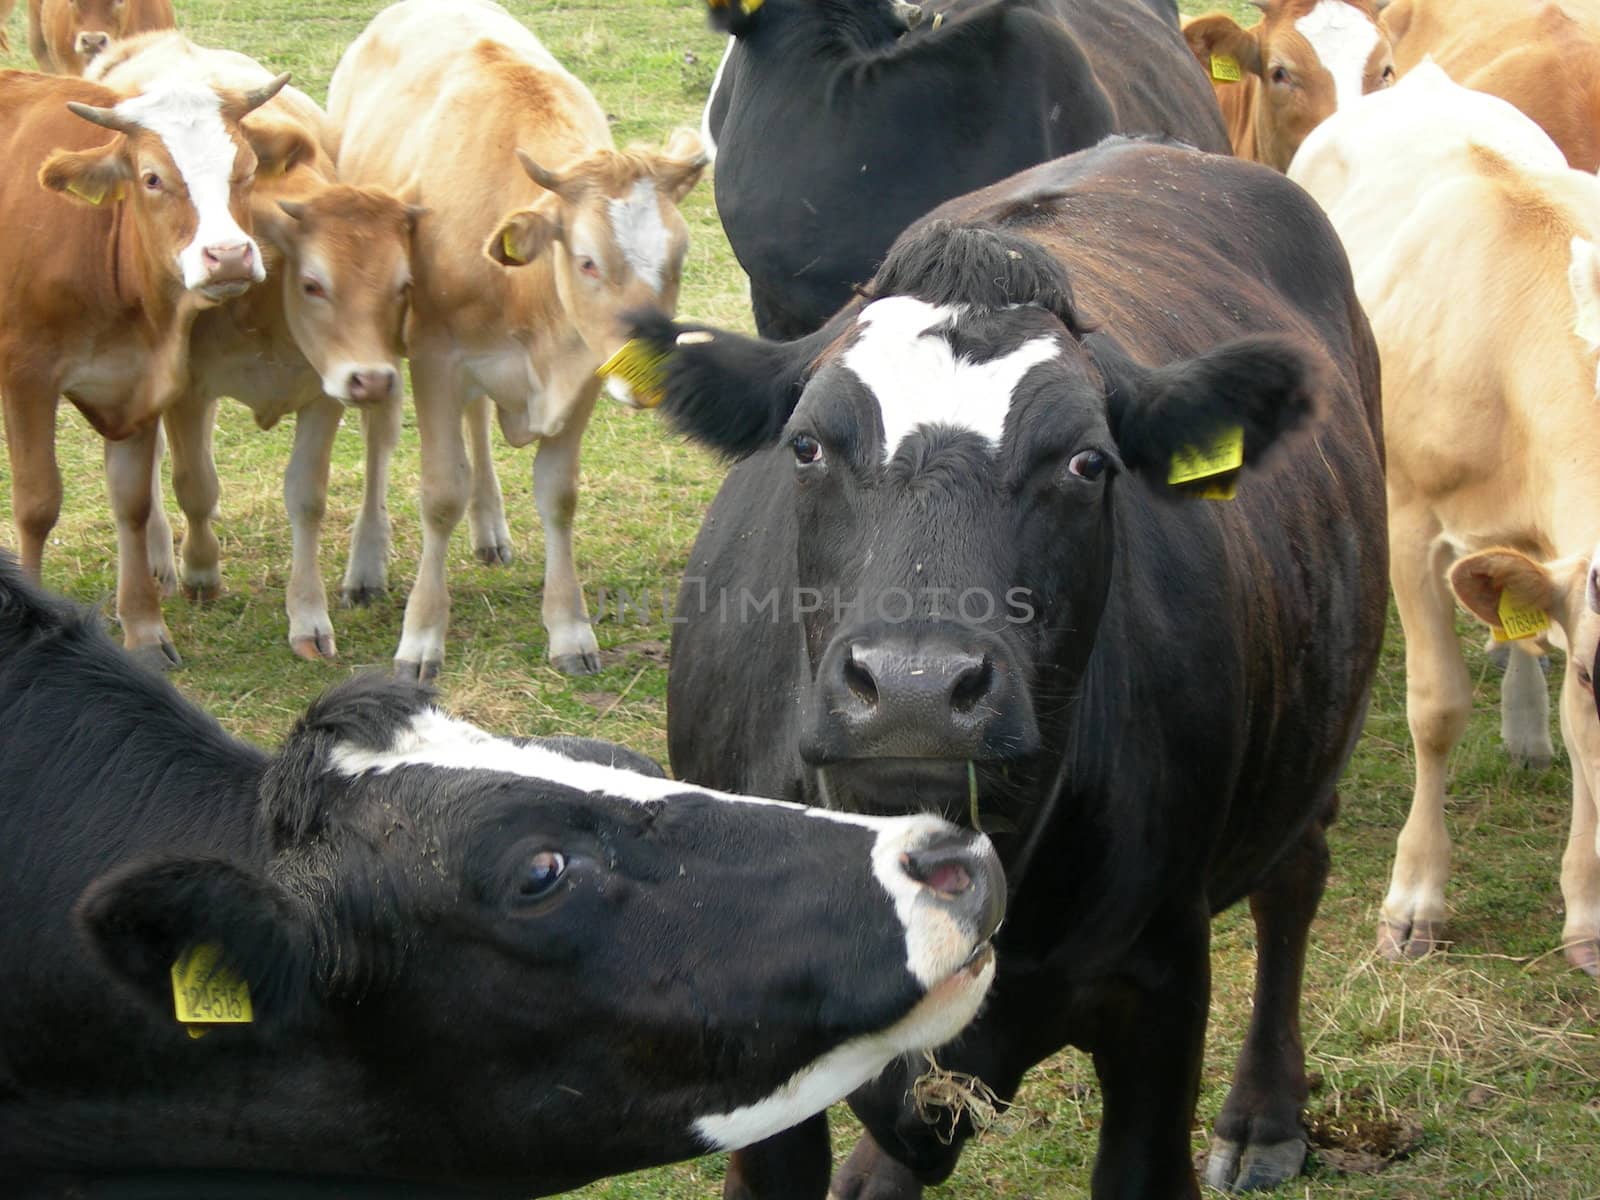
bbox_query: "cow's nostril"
[844,647,879,707]
[950,656,993,714]
[901,843,977,896]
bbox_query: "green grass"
[2,1,1598,1197]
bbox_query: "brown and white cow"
[327,0,706,679]
[1384,0,1600,171]
[89,32,420,661]
[1290,62,1600,974]
[1184,0,1395,169]
[0,69,296,664]
[0,0,177,75]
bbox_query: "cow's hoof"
[474,542,514,567]
[130,640,182,672]
[395,658,440,683]
[1204,1135,1306,1193]
[1509,747,1554,771]
[182,579,221,603]
[830,1137,922,1200]
[552,650,602,675]
[1563,939,1600,977]
[1376,917,1445,961]
[341,583,387,608]
[291,632,337,661]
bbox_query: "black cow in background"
[700,0,1231,338]
[0,560,1005,1197]
[628,139,1386,1198]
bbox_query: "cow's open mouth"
[816,758,973,820]
[196,280,253,303]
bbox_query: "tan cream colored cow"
[0,68,296,664]
[0,0,177,75]
[89,33,421,660]
[327,0,706,679]
[1289,62,1600,974]
[1184,0,1395,169]
[1383,0,1600,171]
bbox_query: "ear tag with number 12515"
[170,943,253,1033]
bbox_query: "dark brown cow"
[1184,0,1395,169]
[0,70,306,664]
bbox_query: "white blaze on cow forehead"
[692,947,995,1151]
[116,82,262,290]
[608,178,671,294]
[843,297,1059,462]
[1294,0,1382,111]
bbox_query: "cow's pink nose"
[75,31,110,57]
[202,243,255,284]
[347,367,397,404]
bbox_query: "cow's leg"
[282,397,342,660]
[3,379,62,578]
[164,395,222,602]
[396,357,466,681]
[722,1116,831,1200]
[1381,513,1471,959]
[104,422,178,667]
[342,393,400,606]
[1500,646,1554,768]
[1558,668,1600,975]
[533,381,600,674]
[1204,795,1333,1192]
[146,420,178,596]
[465,393,513,566]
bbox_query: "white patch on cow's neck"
[700,37,734,162]
[1294,0,1381,111]
[116,82,261,289]
[608,178,670,294]
[843,297,1058,462]
[692,947,995,1151]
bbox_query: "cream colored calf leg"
[465,393,513,566]
[342,394,400,607]
[1500,647,1554,768]
[396,355,468,681]
[145,421,178,597]
[164,396,222,602]
[1381,514,1471,958]
[283,397,342,660]
[534,379,600,675]
[1559,672,1600,975]
[104,423,177,667]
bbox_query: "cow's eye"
[143,172,162,192]
[1270,65,1291,85]
[792,432,823,466]
[577,256,600,279]
[1381,65,1396,85]
[1068,449,1107,481]
[520,851,567,900]
[301,277,327,300]
[1579,665,1594,690]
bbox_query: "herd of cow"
[1,0,1598,1196]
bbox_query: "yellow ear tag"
[1168,425,1244,500]
[170,943,253,1027]
[597,339,670,409]
[1210,54,1243,83]
[1493,591,1550,641]
[500,229,525,264]
[67,179,111,205]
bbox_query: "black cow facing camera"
[628,139,1387,1199]
[0,560,1003,1196]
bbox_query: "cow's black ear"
[1090,333,1322,491]
[626,309,845,459]
[75,856,317,1033]
[707,0,762,35]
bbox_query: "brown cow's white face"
[41,80,298,304]
[485,132,708,389]
[260,188,420,406]
[1187,0,1395,170]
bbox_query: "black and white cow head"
[75,677,1002,1190]
[630,220,1320,821]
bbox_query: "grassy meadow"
[2,0,1597,1196]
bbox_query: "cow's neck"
[745,3,899,67]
